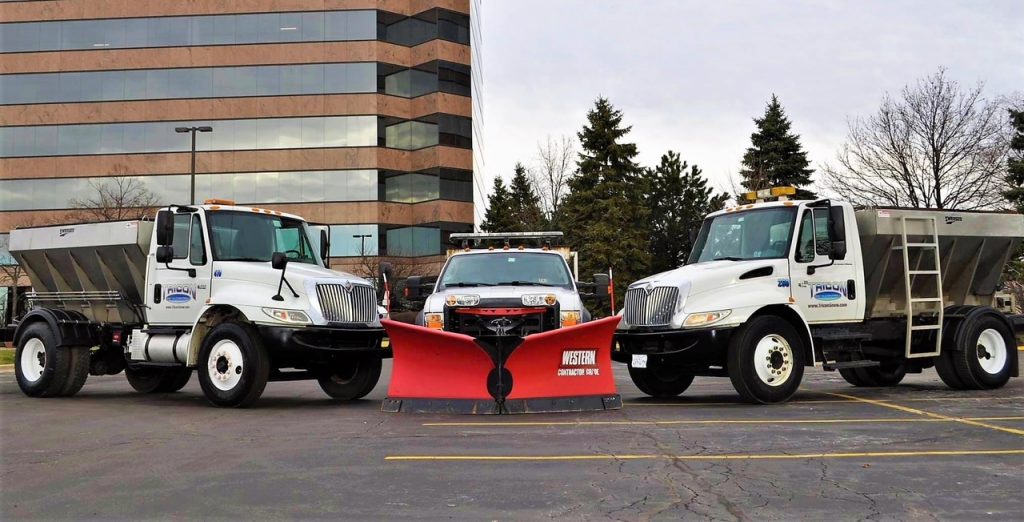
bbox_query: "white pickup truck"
[9,200,387,407]
[615,187,1024,403]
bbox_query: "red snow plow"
[382,316,621,414]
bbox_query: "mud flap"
[382,317,622,414]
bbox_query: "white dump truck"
[9,200,387,407]
[615,187,1024,403]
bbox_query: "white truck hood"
[423,285,583,313]
[630,260,780,297]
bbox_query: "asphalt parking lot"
[1,354,1022,520]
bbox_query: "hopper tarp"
[382,317,621,414]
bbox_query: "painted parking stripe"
[824,392,1024,437]
[624,395,1024,407]
[385,449,1024,462]
[422,416,1024,428]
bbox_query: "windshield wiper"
[447,282,495,287]
[713,256,746,261]
[497,281,552,286]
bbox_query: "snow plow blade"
[381,317,621,414]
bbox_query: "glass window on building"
[328,224,379,257]
[385,226,441,257]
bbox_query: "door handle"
[153,284,162,304]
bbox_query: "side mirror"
[156,246,174,263]
[155,211,174,246]
[319,229,330,265]
[591,273,610,299]
[404,276,431,299]
[271,252,288,270]
[831,240,847,260]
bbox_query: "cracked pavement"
[1,354,1022,520]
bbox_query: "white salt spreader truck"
[9,200,387,407]
[615,187,1024,404]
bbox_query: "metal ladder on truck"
[899,216,943,358]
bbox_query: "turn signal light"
[560,311,581,327]
[425,313,444,330]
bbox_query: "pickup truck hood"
[423,285,582,313]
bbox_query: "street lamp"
[353,234,372,256]
[175,126,213,204]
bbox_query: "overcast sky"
[478,0,1023,197]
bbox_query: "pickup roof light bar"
[744,186,796,203]
[449,232,565,250]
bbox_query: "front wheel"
[727,315,805,404]
[318,356,383,400]
[627,366,694,398]
[197,322,270,407]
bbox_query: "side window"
[171,217,190,259]
[813,209,831,257]
[795,211,814,263]
[189,216,206,265]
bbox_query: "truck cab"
[405,232,609,337]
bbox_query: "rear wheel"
[727,315,805,404]
[949,313,1013,390]
[841,362,907,387]
[318,356,383,400]
[627,366,694,398]
[197,322,269,407]
[59,347,91,396]
[15,323,72,398]
[125,366,192,393]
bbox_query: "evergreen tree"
[647,151,729,274]
[480,177,515,232]
[560,97,650,308]
[1006,109,1024,213]
[739,95,816,201]
[507,163,546,231]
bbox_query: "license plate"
[631,354,647,369]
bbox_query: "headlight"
[424,313,444,330]
[683,310,731,328]
[560,311,581,327]
[262,308,311,324]
[522,294,557,306]
[445,294,480,306]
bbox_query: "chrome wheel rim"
[976,328,1007,375]
[20,338,46,382]
[753,334,793,387]
[208,340,244,391]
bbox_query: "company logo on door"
[810,282,848,301]
[558,349,599,377]
[164,285,197,303]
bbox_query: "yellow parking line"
[626,396,1024,407]
[422,416,1024,428]
[385,449,1024,462]
[824,392,1024,437]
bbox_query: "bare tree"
[67,174,161,222]
[531,135,576,224]
[822,68,1010,210]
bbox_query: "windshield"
[438,252,574,290]
[688,207,797,263]
[207,211,319,265]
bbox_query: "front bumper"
[613,326,735,368]
[257,324,388,358]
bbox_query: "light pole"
[353,234,372,256]
[175,126,213,204]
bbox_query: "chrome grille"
[623,287,679,326]
[316,284,377,323]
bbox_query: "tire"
[949,312,1014,390]
[727,315,805,404]
[197,322,270,407]
[125,366,191,393]
[838,367,871,387]
[627,365,694,398]
[15,322,73,398]
[859,363,907,387]
[318,356,383,400]
[58,347,91,397]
